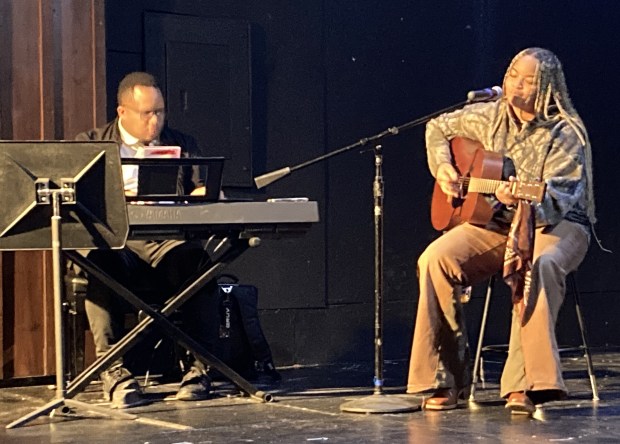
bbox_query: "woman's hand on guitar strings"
[436,163,461,201]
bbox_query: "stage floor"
[1,352,619,443]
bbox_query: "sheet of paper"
[142,146,181,158]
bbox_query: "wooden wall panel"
[58,0,106,138]
[9,252,53,377]
[0,254,4,379]
[0,0,105,381]
[0,0,56,380]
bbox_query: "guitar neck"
[463,177,505,194]
[462,176,545,203]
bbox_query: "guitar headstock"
[512,181,546,203]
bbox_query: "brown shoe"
[505,391,536,415]
[423,388,465,411]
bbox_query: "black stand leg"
[8,222,271,429]
[7,193,139,429]
[340,145,419,413]
[63,237,271,402]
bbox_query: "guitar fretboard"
[460,177,504,194]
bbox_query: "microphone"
[467,86,502,102]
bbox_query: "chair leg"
[469,275,495,401]
[568,273,599,401]
[65,275,88,381]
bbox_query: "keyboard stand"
[63,235,272,403]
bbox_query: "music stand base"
[340,393,420,414]
[6,397,137,429]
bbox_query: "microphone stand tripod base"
[340,392,420,414]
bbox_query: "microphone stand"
[254,100,469,189]
[254,98,470,414]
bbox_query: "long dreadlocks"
[493,47,596,226]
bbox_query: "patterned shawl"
[503,200,536,325]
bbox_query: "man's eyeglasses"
[123,105,166,121]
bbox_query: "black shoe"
[176,367,212,401]
[100,366,146,409]
[256,360,282,383]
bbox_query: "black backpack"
[207,275,280,382]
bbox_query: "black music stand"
[0,141,134,429]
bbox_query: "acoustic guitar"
[430,137,546,231]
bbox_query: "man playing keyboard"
[75,71,215,408]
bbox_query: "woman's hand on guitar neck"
[436,163,460,201]
[496,176,519,207]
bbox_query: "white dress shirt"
[118,120,158,196]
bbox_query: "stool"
[468,273,599,401]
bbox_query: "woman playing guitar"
[406,48,597,415]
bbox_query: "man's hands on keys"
[190,186,227,199]
[190,186,206,196]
